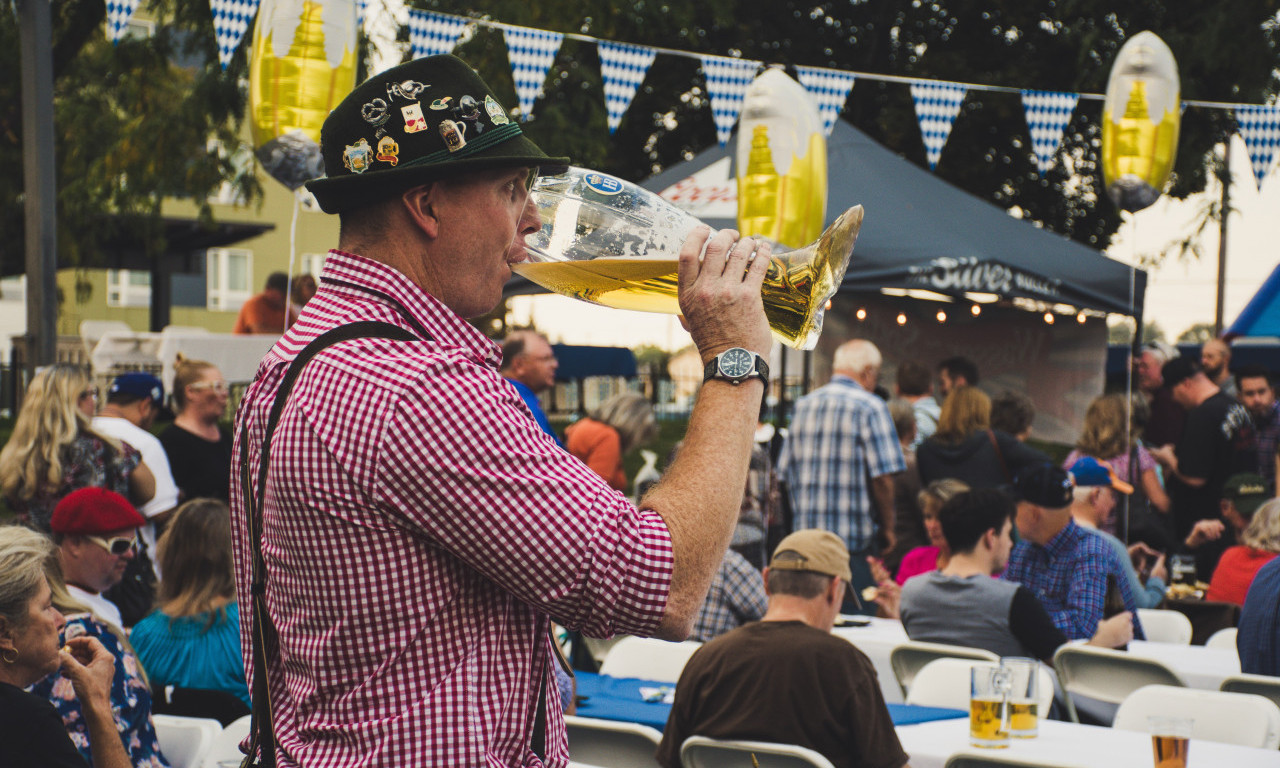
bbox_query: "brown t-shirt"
[655,620,909,768]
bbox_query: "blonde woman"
[158,357,231,502]
[916,385,1048,488]
[564,392,657,492]
[130,499,248,709]
[1063,394,1170,533]
[0,364,154,531]
[1207,498,1280,605]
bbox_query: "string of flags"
[114,1,1280,188]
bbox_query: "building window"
[299,252,327,278]
[207,248,253,311]
[106,269,152,308]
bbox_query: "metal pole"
[1213,140,1231,337]
[19,0,59,373]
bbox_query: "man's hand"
[1185,519,1225,549]
[1088,612,1135,649]
[1149,553,1168,584]
[677,227,772,361]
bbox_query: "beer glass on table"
[1149,715,1193,768]
[1001,657,1039,738]
[969,663,1011,748]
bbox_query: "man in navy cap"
[92,372,179,626]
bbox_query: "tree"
[1177,322,1216,344]
[1109,318,1166,345]
[0,0,262,277]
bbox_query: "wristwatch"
[703,347,769,386]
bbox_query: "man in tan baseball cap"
[657,529,911,768]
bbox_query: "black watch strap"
[703,349,769,386]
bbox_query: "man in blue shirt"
[500,330,561,445]
[779,339,906,612]
[1003,463,1144,641]
[1238,556,1280,676]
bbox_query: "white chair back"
[905,658,1054,714]
[1135,609,1193,645]
[1052,644,1185,724]
[200,714,251,768]
[1221,672,1280,712]
[598,636,703,684]
[1114,684,1280,749]
[1205,627,1238,651]
[563,715,662,768]
[944,754,1085,768]
[889,640,999,699]
[152,714,223,768]
[680,736,836,768]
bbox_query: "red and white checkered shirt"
[230,251,674,767]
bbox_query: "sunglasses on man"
[86,534,138,556]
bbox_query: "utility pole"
[19,0,59,373]
[1214,140,1231,337]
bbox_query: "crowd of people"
[1,52,1278,768]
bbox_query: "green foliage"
[1,0,262,276]
[1177,322,1216,344]
[1109,319,1166,344]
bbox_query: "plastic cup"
[1149,715,1193,768]
[969,663,1011,748]
[1001,657,1040,738]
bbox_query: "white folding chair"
[200,714,251,768]
[889,640,999,699]
[598,636,703,684]
[906,658,1054,715]
[1221,672,1280,712]
[680,735,836,768]
[1135,609,1193,644]
[944,754,1084,768]
[1114,684,1280,749]
[1205,627,1238,651]
[152,714,223,768]
[563,716,662,768]
[1052,644,1185,724]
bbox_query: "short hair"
[766,550,835,598]
[938,488,1014,554]
[1242,499,1280,553]
[938,356,979,386]
[833,339,881,376]
[888,399,916,442]
[934,386,991,444]
[171,355,218,412]
[990,390,1035,436]
[0,526,53,633]
[1235,365,1274,392]
[266,272,289,293]
[590,392,656,453]
[896,361,932,396]
[499,330,548,373]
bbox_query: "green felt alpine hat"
[306,54,569,214]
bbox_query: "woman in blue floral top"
[29,565,169,767]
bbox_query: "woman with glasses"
[0,364,155,532]
[159,357,232,502]
[0,526,133,768]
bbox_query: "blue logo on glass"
[584,173,624,196]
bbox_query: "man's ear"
[828,576,844,607]
[761,566,772,595]
[401,184,441,239]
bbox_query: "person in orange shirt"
[1205,483,1280,605]
[564,392,656,493]
[233,272,289,334]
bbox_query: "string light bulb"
[1077,312,1087,324]
[936,310,947,323]
[970,304,981,317]
[896,313,907,326]
[1044,312,1055,325]
[856,308,867,321]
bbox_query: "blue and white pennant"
[105,0,142,43]
[700,55,760,146]
[209,0,261,69]
[597,41,657,134]
[503,27,564,121]
[1235,105,1280,189]
[407,9,469,60]
[1021,90,1079,175]
[910,81,967,171]
[794,66,856,136]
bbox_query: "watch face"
[719,348,754,378]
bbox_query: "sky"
[512,132,1279,351]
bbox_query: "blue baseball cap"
[1069,457,1135,495]
[108,372,164,408]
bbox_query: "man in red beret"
[50,487,147,631]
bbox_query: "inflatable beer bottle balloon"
[514,168,862,351]
[249,0,358,190]
[1101,31,1181,212]
[736,67,828,249]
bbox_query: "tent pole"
[1214,140,1232,337]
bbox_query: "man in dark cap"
[231,55,773,767]
[1001,464,1144,642]
[1149,357,1256,577]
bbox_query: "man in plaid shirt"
[778,339,906,611]
[231,55,774,767]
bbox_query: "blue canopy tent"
[1226,263,1280,339]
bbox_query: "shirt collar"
[831,374,867,392]
[318,250,502,368]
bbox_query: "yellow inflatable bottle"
[1101,31,1181,212]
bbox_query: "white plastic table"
[896,717,1279,768]
[832,617,910,704]
[1126,639,1241,691]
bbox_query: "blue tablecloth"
[573,672,965,732]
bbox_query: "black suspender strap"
[238,321,416,767]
